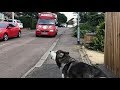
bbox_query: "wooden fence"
[105,12,120,77]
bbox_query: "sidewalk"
[83,47,117,78]
[25,28,116,78]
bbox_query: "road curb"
[21,38,60,78]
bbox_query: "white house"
[60,12,77,27]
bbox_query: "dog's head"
[50,50,57,60]
[50,50,69,68]
[50,50,69,60]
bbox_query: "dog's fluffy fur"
[50,50,106,78]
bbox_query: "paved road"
[26,28,80,78]
[0,28,67,78]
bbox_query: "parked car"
[58,24,65,27]
[4,19,23,29]
[0,22,21,41]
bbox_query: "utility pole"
[77,12,80,44]
[12,12,14,23]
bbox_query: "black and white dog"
[50,50,106,78]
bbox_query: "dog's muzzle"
[50,51,57,60]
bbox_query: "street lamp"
[12,12,14,23]
[77,12,80,44]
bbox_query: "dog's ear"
[65,52,69,55]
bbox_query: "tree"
[17,12,38,17]
[76,12,104,26]
[79,12,88,23]
[57,13,67,24]
[87,12,104,27]
[16,12,38,29]
[79,12,104,32]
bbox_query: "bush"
[19,16,37,29]
[80,23,94,31]
[19,16,31,28]
[73,23,94,38]
[91,22,105,51]
[30,18,37,29]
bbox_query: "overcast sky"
[60,12,77,21]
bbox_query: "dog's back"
[66,62,94,78]
[63,61,106,78]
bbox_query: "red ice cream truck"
[36,12,58,37]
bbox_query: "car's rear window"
[7,20,21,23]
[7,20,13,22]
[0,23,8,28]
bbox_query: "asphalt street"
[0,28,66,78]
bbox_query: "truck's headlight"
[49,26,52,29]
[37,29,41,31]
[38,25,42,28]
[0,31,2,33]
[49,30,54,32]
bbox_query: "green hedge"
[92,22,105,51]
[85,22,105,51]
[73,23,94,38]
[18,16,37,29]
[30,18,37,29]
[73,27,88,38]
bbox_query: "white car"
[5,19,23,29]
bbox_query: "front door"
[8,23,18,37]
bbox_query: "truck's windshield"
[38,19,55,25]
